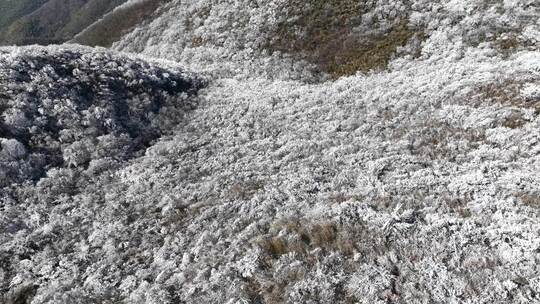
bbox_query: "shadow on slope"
[0,45,204,188]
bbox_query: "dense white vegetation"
[1,0,540,303]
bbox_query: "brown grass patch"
[230,180,265,200]
[267,0,424,78]
[471,79,526,106]
[501,111,528,129]
[405,120,487,161]
[257,219,363,261]
[516,192,540,208]
[492,32,538,56]
[444,197,472,218]
[328,193,364,204]
[251,218,388,303]
[467,77,540,122]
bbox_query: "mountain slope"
[72,0,166,47]
[1,0,89,45]
[0,0,128,46]
[0,0,48,34]
[2,44,539,303]
[1,0,540,303]
[57,0,128,40]
[114,0,539,79]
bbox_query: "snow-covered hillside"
[1,0,540,303]
[114,0,539,80]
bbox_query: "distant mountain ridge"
[0,0,128,45]
[0,0,48,35]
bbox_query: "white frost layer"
[2,0,540,303]
[3,47,539,303]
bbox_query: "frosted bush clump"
[0,45,203,187]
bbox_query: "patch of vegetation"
[230,179,265,200]
[0,46,203,186]
[403,120,487,161]
[258,220,356,258]
[444,197,472,218]
[479,31,539,56]
[461,1,539,56]
[517,192,540,208]
[328,23,421,77]
[251,218,388,303]
[501,111,528,129]
[469,78,540,111]
[328,193,364,204]
[472,79,524,105]
[267,0,423,78]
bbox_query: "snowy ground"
[1,0,540,303]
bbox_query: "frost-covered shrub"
[0,1,539,303]
[0,45,203,187]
